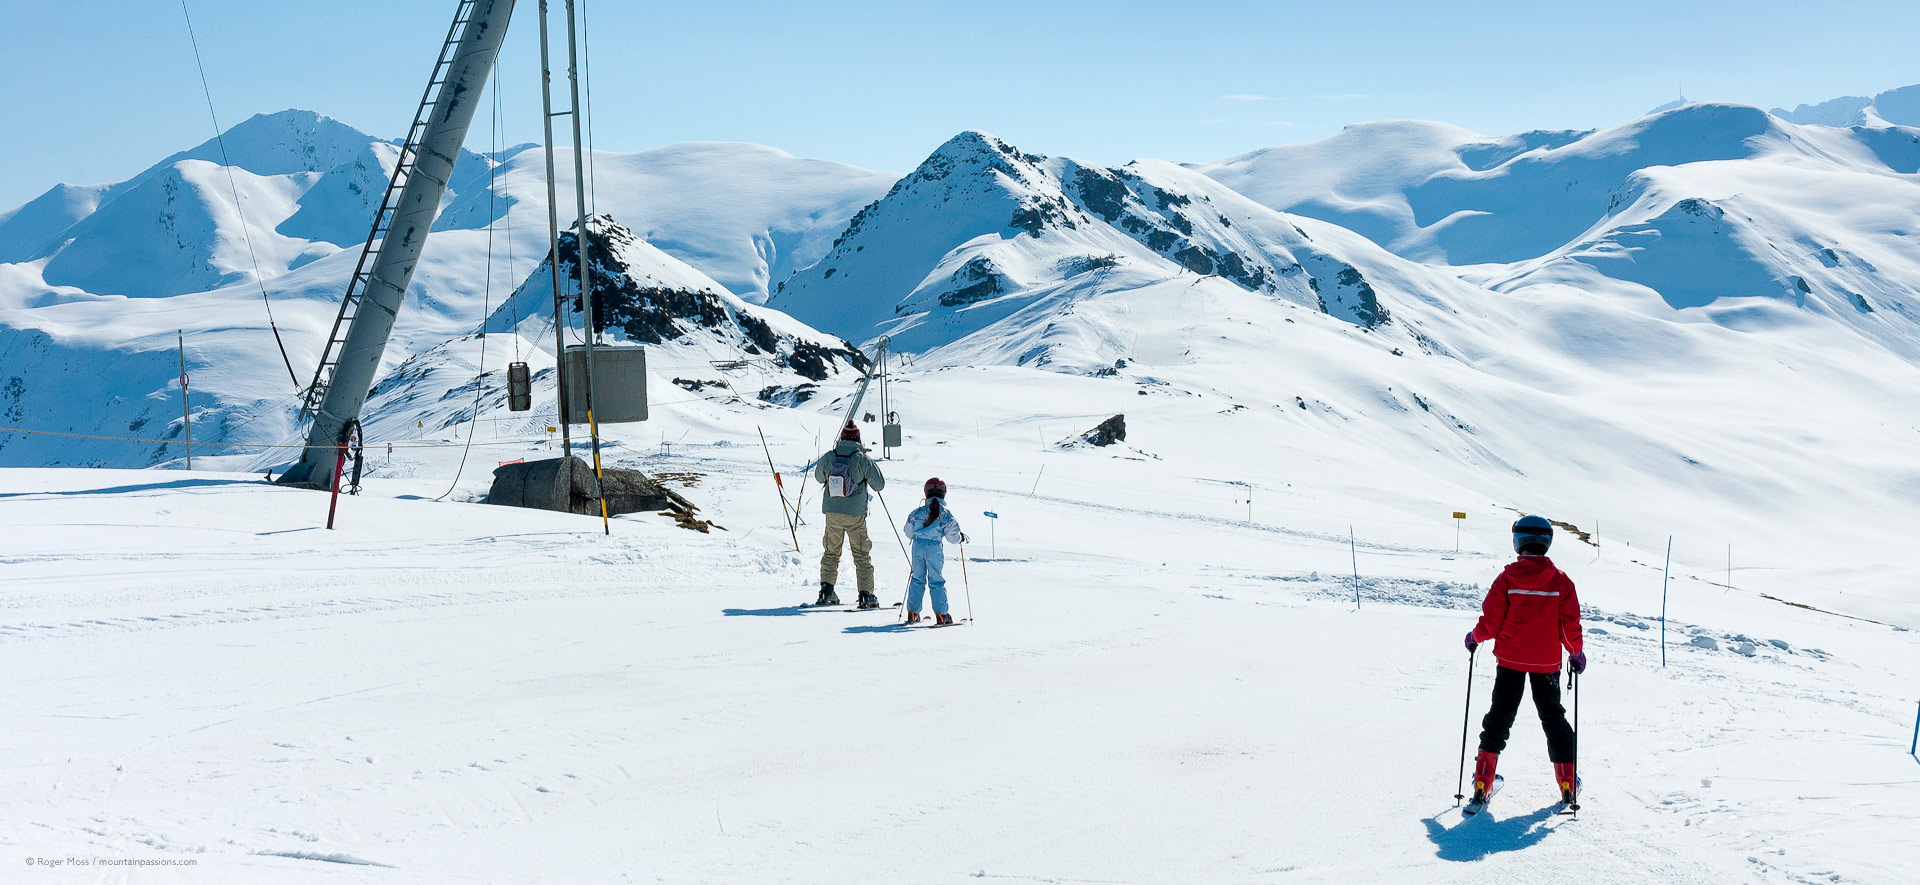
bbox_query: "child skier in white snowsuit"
[902,477,966,626]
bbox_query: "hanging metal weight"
[507,361,533,412]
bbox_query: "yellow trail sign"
[1452,511,1467,520]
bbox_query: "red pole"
[326,442,347,529]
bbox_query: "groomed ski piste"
[4,360,1916,883]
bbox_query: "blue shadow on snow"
[1421,805,1561,862]
[843,624,910,634]
[722,606,820,617]
[0,478,262,499]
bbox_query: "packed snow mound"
[1772,83,1920,127]
[771,130,1395,352]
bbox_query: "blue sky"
[3,0,1918,208]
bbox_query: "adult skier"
[813,421,887,609]
[901,477,966,626]
[1464,515,1586,810]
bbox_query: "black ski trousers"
[1478,665,1576,763]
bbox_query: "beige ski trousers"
[819,512,875,593]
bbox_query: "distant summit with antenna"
[1646,89,1689,115]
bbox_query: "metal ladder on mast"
[301,0,480,418]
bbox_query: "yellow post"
[588,408,609,535]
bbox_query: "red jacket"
[1471,556,1583,673]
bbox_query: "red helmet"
[840,421,861,441]
[923,477,947,498]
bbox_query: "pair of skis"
[905,617,969,629]
[798,601,968,627]
[800,601,901,612]
[1460,776,1581,817]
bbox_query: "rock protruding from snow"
[487,214,867,384]
[1066,414,1127,448]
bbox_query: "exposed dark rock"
[938,257,1006,307]
[549,215,865,380]
[1070,414,1127,447]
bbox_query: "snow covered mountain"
[770,130,1394,355]
[0,110,893,306]
[0,110,510,300]
[1772,82,1920,128]
[0,110,891,468]
[1198,101,1920,267]
[758,122,1919,614]
[1198,101,1920,362]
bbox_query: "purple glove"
[1464,630,1479,652]
[1569,651,1587,674]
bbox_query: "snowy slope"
[3,441,1914,881]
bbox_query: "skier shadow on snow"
[1421,805,1562,862]
[842,624,910,634]
[720,606,817,617]
[0,478,257,499]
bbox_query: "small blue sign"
[983,511,999,519]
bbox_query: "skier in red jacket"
[1465,515,1586,808]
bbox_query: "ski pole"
[757,427,801,554]
[792,455,814,527]
[874,488,912,617]
[960,543,973,622]
[1454,647,1477,806]
[1909,700,1918,758]
[1569,665,1581,812]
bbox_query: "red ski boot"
[1555,762,1580,809]
[1464,751,1502,815]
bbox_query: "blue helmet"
[1512,515,1553,554]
